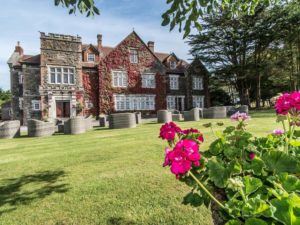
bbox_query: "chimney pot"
[147,41,154,52]
[97,34,102,48]
[14,41,23,55]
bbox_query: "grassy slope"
[0,110,278,225]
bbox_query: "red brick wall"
[98,32,166,114]
[82,69,99,116]
[82,46,99,62]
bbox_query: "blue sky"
[0,0,192,90]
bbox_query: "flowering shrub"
[160,95,300,225]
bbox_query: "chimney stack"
[147,41,154,52]
[97,34,102,49]
[14,41,24,55]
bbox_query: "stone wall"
[22,64,41,124]
[39,32,84,120]
[9,66,23,121]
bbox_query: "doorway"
[56,101,70,118]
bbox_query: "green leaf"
[207,160,230,188]
[243,176,263,196]
[278,173,300,193]
[161,15,170,26]
[262,151,300,174]
[224,145,241,159]
[225,220,241,225]
[245,218,268,225]
[243,158,265,175]
[242,196,270,217]
[290,140,300,147]
[209,139,224,155]
[270,193,300,225]
[182,191,203,207]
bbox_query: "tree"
[187,2,296,107]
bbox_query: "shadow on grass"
[0,170,69,215]
[107,217,137,225]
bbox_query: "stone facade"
[7,31,210,124]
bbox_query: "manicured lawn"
[0,110,279,225]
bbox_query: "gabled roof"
[82,44,99,53]
[104,31,164,65]
[20,54,40,64]
[154,52,170,62]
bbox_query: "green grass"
[0,111,279,225]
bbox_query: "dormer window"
[130,49,138,64]
[170,61,177,69]
[87,53,95,62]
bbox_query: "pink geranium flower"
[168,149,192,178]
[181,128,204,143]
[159,122,182,141]
[175,139,201,162]
[230,111,250,122]
[275,93,293,115]
[272,129,284,136]
[249,152,256,160]
[163,147,172,167]
[289,91,300,110]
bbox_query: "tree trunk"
[255,73,261,109]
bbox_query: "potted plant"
[159,92,300,225]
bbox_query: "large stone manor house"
[7,31,210,124]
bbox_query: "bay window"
[114,94,155,111]
[49,66,75,85]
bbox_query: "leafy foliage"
[161,0,280,38]
[54,0,99,17]
[177,117,300,224]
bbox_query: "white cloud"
[0,0,191,90]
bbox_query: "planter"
[0,120,20,139]
[184,108,200,121]
[157,110,172,123]
[64,117,86,135]
[108,113,136,129]
[27,119,55,137]
[203,107,227,119]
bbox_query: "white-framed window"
[87,53,95,62]
[170,61,177,69]
[112,71,128,87]
[167,96,176,110]
[167,96,185,110]
[130,49,138,64]
[18,72,23,84]
[142,73,155,88]
[32,100,41,111]
[169,75,179,90]
[19,97,23,110]
[192,95,204,108]
[49,66,75,85]
[193,77,203,90]
[114,94,155,111]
